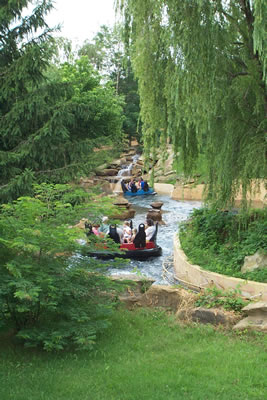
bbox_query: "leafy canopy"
[117,0,267,207]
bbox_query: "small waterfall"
[117,166,132,177]
[117,155,140,177]
[113,180,123,194]
[114,154,140,194]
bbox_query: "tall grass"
[1,308,266,400]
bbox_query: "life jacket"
[133,223,146,248]
[143,181,149,192]
[131,183,138,193]
[107,225,121,244]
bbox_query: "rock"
[146,209,163,222]
[150,202,164,210]
[79,177,95,188]
[233,301,267,332]
[111,197,136,219]
[113,197,130,207]
[191,308,227,325]
[95,168,119,177]
[136,159,144,166]
[131,165,142,176]
[110,274,155,297]
[110,281,197,312]
[140,285,196,311]
[101,182,114,194]
[108,159,124,167]
[241,251,267,273]
[242,301,267,313]
[177,307,240,327]
[115,208,136,220]
[164,170,176,177]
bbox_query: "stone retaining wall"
[154,183,174,196]
[173,235,267,301]
[171,181,266,207]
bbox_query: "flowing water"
[108,194,202,284]
[74,152,202,284]
[117,154,140,177]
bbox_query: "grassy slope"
[0,308,266,400]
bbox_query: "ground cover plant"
[195,287,249,312]
[179,207,267,282]
[0,308,266,400]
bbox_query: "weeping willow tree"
[117,0,267,207]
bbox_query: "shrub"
[179,207,267,282]
[0,184,122,351]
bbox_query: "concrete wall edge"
[173,234,267,301]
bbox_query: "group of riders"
[121,177,149,193]
[85,217,157,248]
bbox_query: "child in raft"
[130,228,137,243]
[123,221,132,243]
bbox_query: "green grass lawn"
[1,308,267,400]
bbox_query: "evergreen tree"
[118,0,267,207]
[0,2,124,203]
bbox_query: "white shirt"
[116,227,124,243]
[145,225,156,241]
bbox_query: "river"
[108,194,202,284]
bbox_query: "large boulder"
[113,196,130,208]
[95,168,119,177]
[150,201,164,210]
[131,164,143,177]
[111,196,136,220]
[115,208,136,220]
[146,209,163,222]
[116,283,197,312]
[241,251,267,273]
[233,302,267,332]
[188,307,239,327]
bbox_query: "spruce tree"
[0,2,124,203]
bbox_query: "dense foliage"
[0,2,124,203]
[118,0,267,207]
[179,207,267,282]
[79,25,141,144]
[0,183,123,351]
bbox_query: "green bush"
[0,184,122,351]
[179,207,267,282]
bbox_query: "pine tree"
[0,2,124,203]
